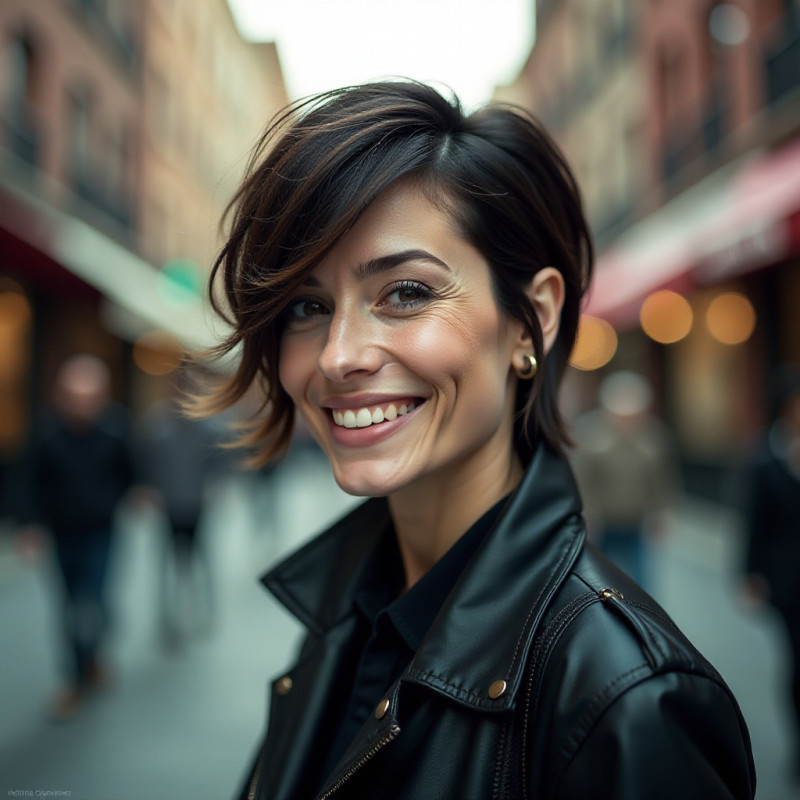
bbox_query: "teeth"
[331,401,418,428]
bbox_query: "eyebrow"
[301,249,450,287]
[354,249,451,280]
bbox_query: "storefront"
[579,136,800,497]
[0,176,213,515]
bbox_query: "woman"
[199,82,755,799]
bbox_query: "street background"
[1,0,799,798]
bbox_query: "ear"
[514,267,565,358]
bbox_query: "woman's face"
[278,182,527,498]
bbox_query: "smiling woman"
[193,82,755,799]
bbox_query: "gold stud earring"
[516,353,537,380]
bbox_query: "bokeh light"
[639,290,693,344]
[0,289,32,334]
[570,314,618,371]
[706,291,756,345]
[133,330,184,376]
[157,259,203,307]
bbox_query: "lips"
[329,399,419,429]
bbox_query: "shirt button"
[374,698,390,719]
[488,679,507,699]
[276,676,293,695]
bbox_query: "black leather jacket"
[246,445,756,799]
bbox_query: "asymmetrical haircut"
[198,81,593,465]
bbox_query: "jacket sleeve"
[552,671,756,800]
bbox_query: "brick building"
[0,0,286,508]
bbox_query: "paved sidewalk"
[649,499,799,800]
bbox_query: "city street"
[0,446,797,800]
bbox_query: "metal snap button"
[375,698,390,719]
[488,679,508,699]
[276,676,293,695]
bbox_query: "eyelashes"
[287,298,329,320]
[379,280,436,311]
[284,280,437,324]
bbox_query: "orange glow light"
[133,331,184,376]
[570,314,618,371]
[0,290,32,333]
[639,290,693,344]
[706,291,756,345]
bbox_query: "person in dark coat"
[744,365,800,773]
[136,369,222,646]
[19,354,134,718]
[194,81,755,798]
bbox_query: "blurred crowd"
[10,355,233,720]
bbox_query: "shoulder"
[526,544,755,798]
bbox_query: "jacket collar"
[262,444,585,712]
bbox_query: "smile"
[330,400,418,429]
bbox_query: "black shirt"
[319,494,510,782]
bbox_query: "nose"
[317,306,383,382]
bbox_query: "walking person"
[137,369,221,647]
[570,370,681,589]
[18,354,134,719]
[743,365,800,778]
[195,81,755,798]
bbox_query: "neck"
[388,445,523,589]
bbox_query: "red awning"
[585,137,800,328]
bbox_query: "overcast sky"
[226,0,535,111]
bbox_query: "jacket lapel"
[257,501,391,799]
[263,497,391,635]
[405,445,585,711]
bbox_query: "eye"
[288,298,330,319]
[381,280,435,310]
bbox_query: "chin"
[330,461,409,498]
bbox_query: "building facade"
[0,0,286,512]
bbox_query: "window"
[1,34,35,120]
[67,85,94,188]
[1,32,40,164]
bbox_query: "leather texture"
[247,445,756,799]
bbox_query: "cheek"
[401,307,511,391]
[277,338,307,402]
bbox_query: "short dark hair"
[198,81,593,464]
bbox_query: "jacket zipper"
[247,725,400,800]
[516,588,621,800]
[247,750,264,800]
[316,723,401,800]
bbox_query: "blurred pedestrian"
[17,354,134,719]
[192,83,754,798]
[571,370,681,588]
[136,368,221,648]
[743,364,800,774]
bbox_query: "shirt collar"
[353,495,509,652]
